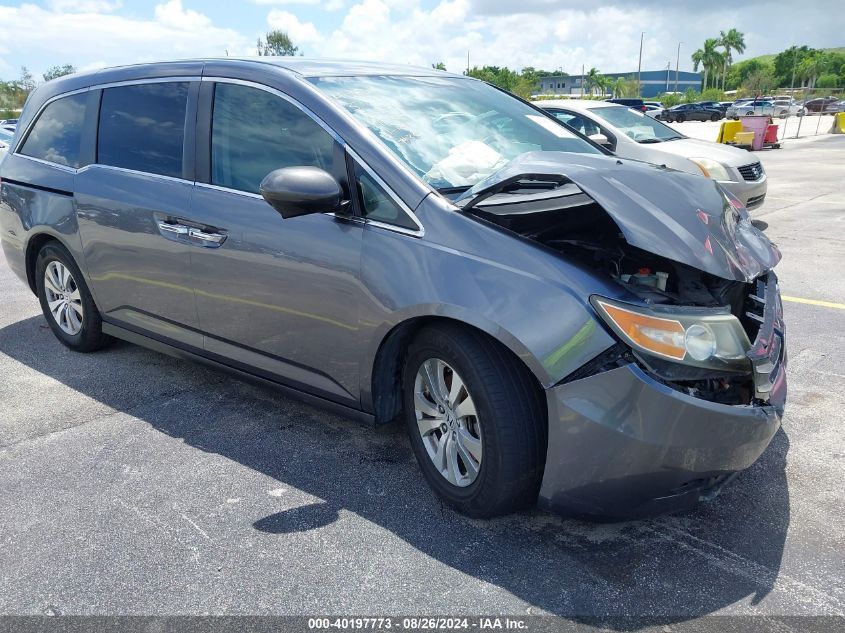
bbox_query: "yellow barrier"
[734,131,755,146]
[831,112,845,134]
[716,120,744,143]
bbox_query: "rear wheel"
[35,242,109,352]
[710,112,720,121]
[676,114,685,123]
[403,324,546,518]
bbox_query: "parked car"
[643,104,664,119]
[771,98,806,117]
[823,100,845,113]
[643,101,663,108]
[536,99,768,209]
[605,98,647,112]
[1,60,786,520]
[663,103,723,122]
[0,118,19,126]
[804,97,840,113]
[0,127,14,161]
[728,100,775,118]
[1,124,16,134]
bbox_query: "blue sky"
[0,0,841,82]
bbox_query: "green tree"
[43,64,77,82]
[610,76,639,98]
[431,62,447,71]
[743,68,776,96]
[257,30,299,56]
[718,28,745,91]
[583,67,605,97]
[816,73,840,88]
[18,66,36,93]
[691,38,723,90]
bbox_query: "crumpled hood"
[457,152,780,282]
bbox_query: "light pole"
[675,42,682,93]
[637,32,644,97]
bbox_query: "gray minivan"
[0,59,786,519]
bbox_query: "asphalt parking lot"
[1,134,844,625]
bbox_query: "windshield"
[310,75,600,189]
[587,105,682,143]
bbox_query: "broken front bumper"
[538,273,787,520]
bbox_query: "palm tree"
[692,38,722,90]
[719,29,746,91]
[584,67,602,96]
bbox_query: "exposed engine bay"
[462,175,779,407]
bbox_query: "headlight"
[689,157,733,182]
[591,296,751,372]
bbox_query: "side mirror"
[589,133,611,146]
[259,166,348,219]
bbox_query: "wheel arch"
[367,311,547,427]
[25,232,65,294]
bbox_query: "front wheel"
[710,113,720,121]
[35,242,109,352]
[403,325,546,518]
[676,114,685,123]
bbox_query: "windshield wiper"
[637,138,663,144]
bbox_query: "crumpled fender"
[457,151,781,282]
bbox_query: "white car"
[643,104,664,119]
[0,127,15,162]
[535,99,767,209]
[728,100,775,118]
[772,99,806,117]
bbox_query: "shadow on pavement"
[0,315,791,627]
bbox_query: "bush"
[700,88,726,101]
[817,73,840,89]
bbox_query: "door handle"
[157,221,189,236]
[188,228,227,246]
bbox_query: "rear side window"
[97,82,189,178]
[211,82,335,194]
[20,93,87,168]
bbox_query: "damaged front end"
[457,152,785,411]
[456,152,787,518]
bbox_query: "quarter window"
[355,164,418,231]
[211,83,336,194]
[97,82,189,178]
[20,93,87,168]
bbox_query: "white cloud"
[324,0,345,10]
[47,0,122,12]
[267,9,323,44]
[253,0,320,5]
[0,1,251,77]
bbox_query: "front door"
[186,80,364,405]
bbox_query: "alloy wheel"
[413,358,483,487]
[44,261,84,335]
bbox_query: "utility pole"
[637,32,644,97]
[466,51,470,75]
[675,42,682,93]
[666,61,670,92]
[581,64,584,98]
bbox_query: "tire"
[676,114,685,123]
[710,113,720,121]
[402,324,546,518]
[35,241,109,352]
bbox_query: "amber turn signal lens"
[596,300,686,360]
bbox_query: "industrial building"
[535,69,703,98]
